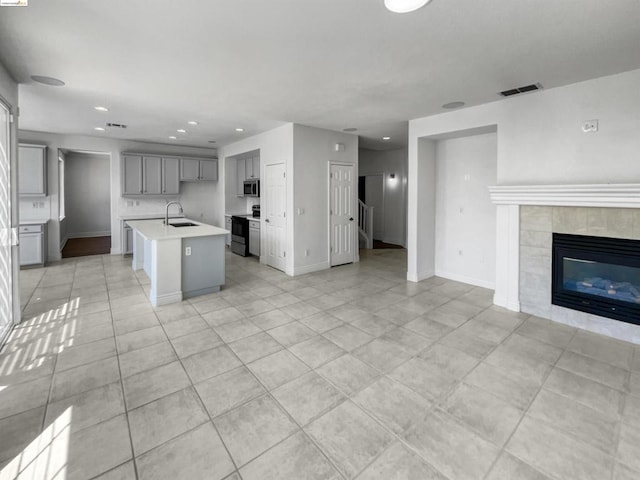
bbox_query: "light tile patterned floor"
[2,249,640,479]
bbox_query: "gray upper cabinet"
[162,157,180,194]
[246,156,260,179]
[122,153,216,196]
[143,156,162,194]
[180,158,200,181]
[122,155,143,195]
[199,160,218,181]
[180,158,218,182]
[19,144,47,196]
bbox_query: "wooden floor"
[373,239,405,249]
[62,236,111,258]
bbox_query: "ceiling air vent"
[499,83,543,97]
[106,122,127,129]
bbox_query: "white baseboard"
[150,290,182,307]
[494,292,520,312]
[435,269,495,290]
[60,235,69,251]
[292,261,330,276]
[407,269,435,283]
[110,248,122,255]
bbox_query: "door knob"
[265,219,270,223]
[349,217,354,221]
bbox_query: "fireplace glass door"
[552,233,640,324]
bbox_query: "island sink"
[169,222,199,227]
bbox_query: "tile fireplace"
[489,183,640,343]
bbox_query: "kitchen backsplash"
[19,197,51,222]
[118,196,183,217]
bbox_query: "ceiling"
[1,0,639,151]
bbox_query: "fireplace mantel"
[489,184,640,208]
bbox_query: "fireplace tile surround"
[489,184,640,344]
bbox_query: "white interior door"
[0,99,15,344]
[330,164,355,266]
[265,163,286,272]
[365,174,384,241]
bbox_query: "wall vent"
[499,83,543,97]
[106,122,127,129]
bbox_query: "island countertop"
[126,218,229,241]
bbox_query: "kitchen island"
[126,218,228,306]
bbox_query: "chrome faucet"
[164,201,183,225]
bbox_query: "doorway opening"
[59,150,111,258]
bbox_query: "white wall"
[219,123,358,275]
[359,148,407,246]
[64,152,111,239]
[218,124,295,270]
[292,124,358,274]
[408,68,640,283]
[434,133,497,288]
[18,130,216,260]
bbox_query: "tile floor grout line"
[107,254,144,480]
[156,302,246,480]
[38,258,78,433]
[193,312,350,480]
[479,324,582,480]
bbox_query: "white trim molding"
[489,184,640,208]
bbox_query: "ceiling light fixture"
[384,0,431,13]
[169,136,177,140]
[31,75,65,86]
[382,136,391,141]
[442,101,465,109]
[235,128,244,132]
[187,121,199,126]
[94,106,109,112]
[177,129,187,133]
[94,127,105,132]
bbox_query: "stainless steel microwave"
[243,179,260,197]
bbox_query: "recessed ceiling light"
[384,0,432,13]
[187,121,199,126]
[94,106,109,112]
[442,101,465,109]
[235,128,244,132]
[343,128,358,132]
[169,136,177,140]
[382,136,391,141]
[177,129,187,133]
[31,75,65,86]
[94,127,105,132]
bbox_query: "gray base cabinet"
[249,220,260,256]
[224,215,232,246]
[19,224,46,267]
